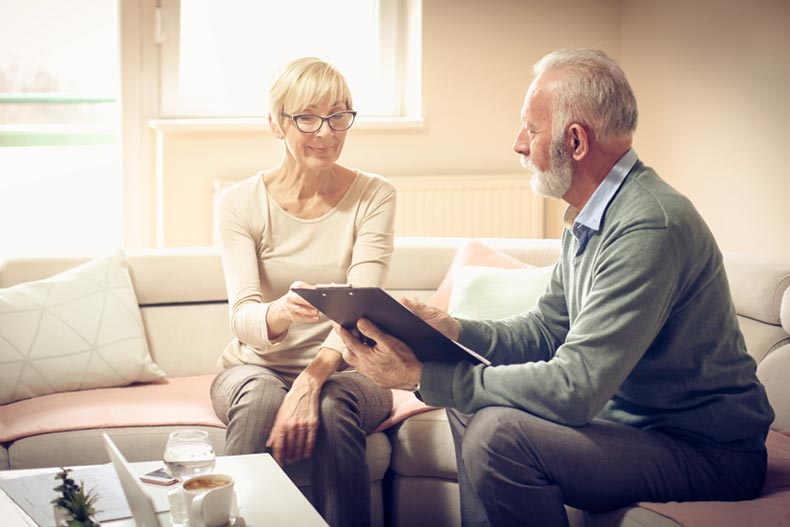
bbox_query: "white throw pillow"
[0,251,166,405]
[447,265,555,320]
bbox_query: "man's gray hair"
[534,48,638,143]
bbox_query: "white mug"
[169,473,235,527]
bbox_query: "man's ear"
[269,114,284,139]
[568,124,588,161]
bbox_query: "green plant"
[52,468,101,526]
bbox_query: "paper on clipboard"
[292,286,491,366]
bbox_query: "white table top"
[0,453,328,527]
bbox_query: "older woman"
[210,57,395,527]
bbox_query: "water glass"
[163,429,216,480]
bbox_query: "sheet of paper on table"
[0,464,169,525]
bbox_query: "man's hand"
[402,297,461,341]
[335,319,423,391]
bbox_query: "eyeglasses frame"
[280,110,358,133]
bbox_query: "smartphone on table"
[140,467,179,486]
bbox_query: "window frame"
[155,0,422,121]
[0,94,117,147]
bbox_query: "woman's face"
[281,99,350,171]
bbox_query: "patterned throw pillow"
[0,251,166,405]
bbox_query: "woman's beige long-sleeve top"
[215,170,396,374]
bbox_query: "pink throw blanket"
[0,375,431,443]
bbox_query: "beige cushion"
[126,247,226,305]
[0,251,165,404]
[725,252,790,324]
[738,315,790,363]
[389,409,456,478]
[757,344,790,431]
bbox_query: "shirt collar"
[564,148,638,254]
[576,147,638,231]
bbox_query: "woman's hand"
[402,297,461,341]
[265,373,320,465]
[266,281,321,340]
[265,347,342,466]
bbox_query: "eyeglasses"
[280,110,357,133]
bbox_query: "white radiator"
[389,174,545,238]
[213,173,545,241]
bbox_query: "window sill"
[0,125,115,147]
[147,116,425,133]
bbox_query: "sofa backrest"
[1,238,788,428]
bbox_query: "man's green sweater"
[419,162,774,450]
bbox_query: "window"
[0,0,121,257]
[158,0,422,119]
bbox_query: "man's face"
[513,77,573,199]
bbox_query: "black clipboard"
[292,286,491,366]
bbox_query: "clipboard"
[292,286,491,365]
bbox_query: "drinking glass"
[163,430,216,480]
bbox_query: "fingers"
[279,289,319,323]
[333,323,362,364]
[304,426,317,459]
[265,431,284,465]
[355,318,388,345]
[266,423,317,465]
[291,425,304,462]
[402,296,445,321]
[265,384,320,465]
[291,423,317,462]
[401,296,428,314]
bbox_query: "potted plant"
[52,468,101,527]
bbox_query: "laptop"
[103,432,163,527]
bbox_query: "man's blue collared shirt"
[568,148,638,256]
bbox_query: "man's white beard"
[521,145,573,199]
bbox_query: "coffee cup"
[174,473,235,527]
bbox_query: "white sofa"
[1,237,788,527]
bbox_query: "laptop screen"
[103,433,163,527]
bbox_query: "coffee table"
[0,453,328,526]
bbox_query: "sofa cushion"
[757,343,790,431]
[388,408,457,479]
[725,253,790,325]
[0,374,223,442]
[448,264,554,320]
[738,315,790,363]
[374,389,435,433]
[0,251,165,405]
[428,240,533,310]
[7,425,227,469]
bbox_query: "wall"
[151,0,789,260]
[620,0,790,260]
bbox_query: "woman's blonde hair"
[269,57,353,131]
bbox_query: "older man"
[337,49,774,526]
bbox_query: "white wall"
[620,0,790,259]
